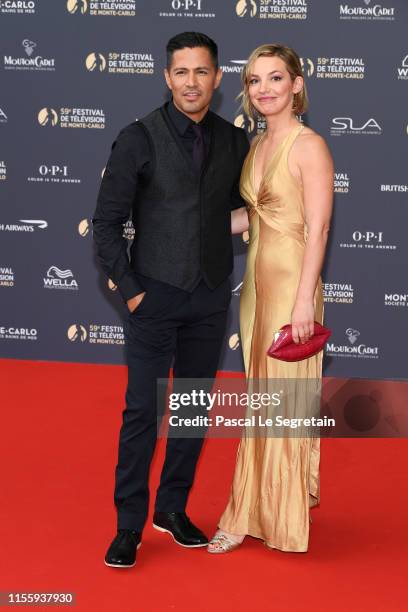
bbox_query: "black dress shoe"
[153,512,209,547]
[104,529,142,568]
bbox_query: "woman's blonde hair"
[240,43,308,118]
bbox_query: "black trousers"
[114,275,231,532]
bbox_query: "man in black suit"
[93,32,249,568]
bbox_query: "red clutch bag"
[267,321,332,362]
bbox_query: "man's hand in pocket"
[127,292,146,313]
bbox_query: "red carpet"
[1,359,407,611]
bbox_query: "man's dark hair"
[166,32,218,69]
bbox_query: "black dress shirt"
[167,99,211,162]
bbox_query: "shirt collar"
[167,98,210,135]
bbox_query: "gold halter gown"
[218,124,323,552]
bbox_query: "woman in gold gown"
[208,44,333,553]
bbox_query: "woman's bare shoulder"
[294,126,332,162]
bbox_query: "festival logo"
[397,55,408,80]
[67,0,88,13]
[38,107,105,129]
[235,112,300,136]
[234,113,268,138]
[334,172,350,193]
[67,0,136,16]
[3,39,56,72]
[0,219,47,232]
[43,266,79,291]
[0,325,38,341]
[384,292,408,308]
[236,0,308,20]
[229,333,240,350]
[28,164,80,184]
[85,52,106,72]
[67,323,124,345]
[330,117,381,136]
[326,328,379,359]
[339,1,395,21]
[85,51,154,75]
[234,114,255,135]
[236,0,257,17]
[300,57,314,77]
[0,160,6,181]
[89,324,124,345]
[323,282,354,304]
[0,266,14,288]
[0,1,36,15]
[67,324,87,342]
[339,230,397,251]
[38,108,58,126]
[158,0,215,18]
[314,56,365,80]
[78,219,91,237]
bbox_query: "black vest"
[129,106,247,291]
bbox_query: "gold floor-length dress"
[218,123,323,552]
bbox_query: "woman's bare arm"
[290,133,334,343]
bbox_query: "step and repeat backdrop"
[0,0,407,379]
